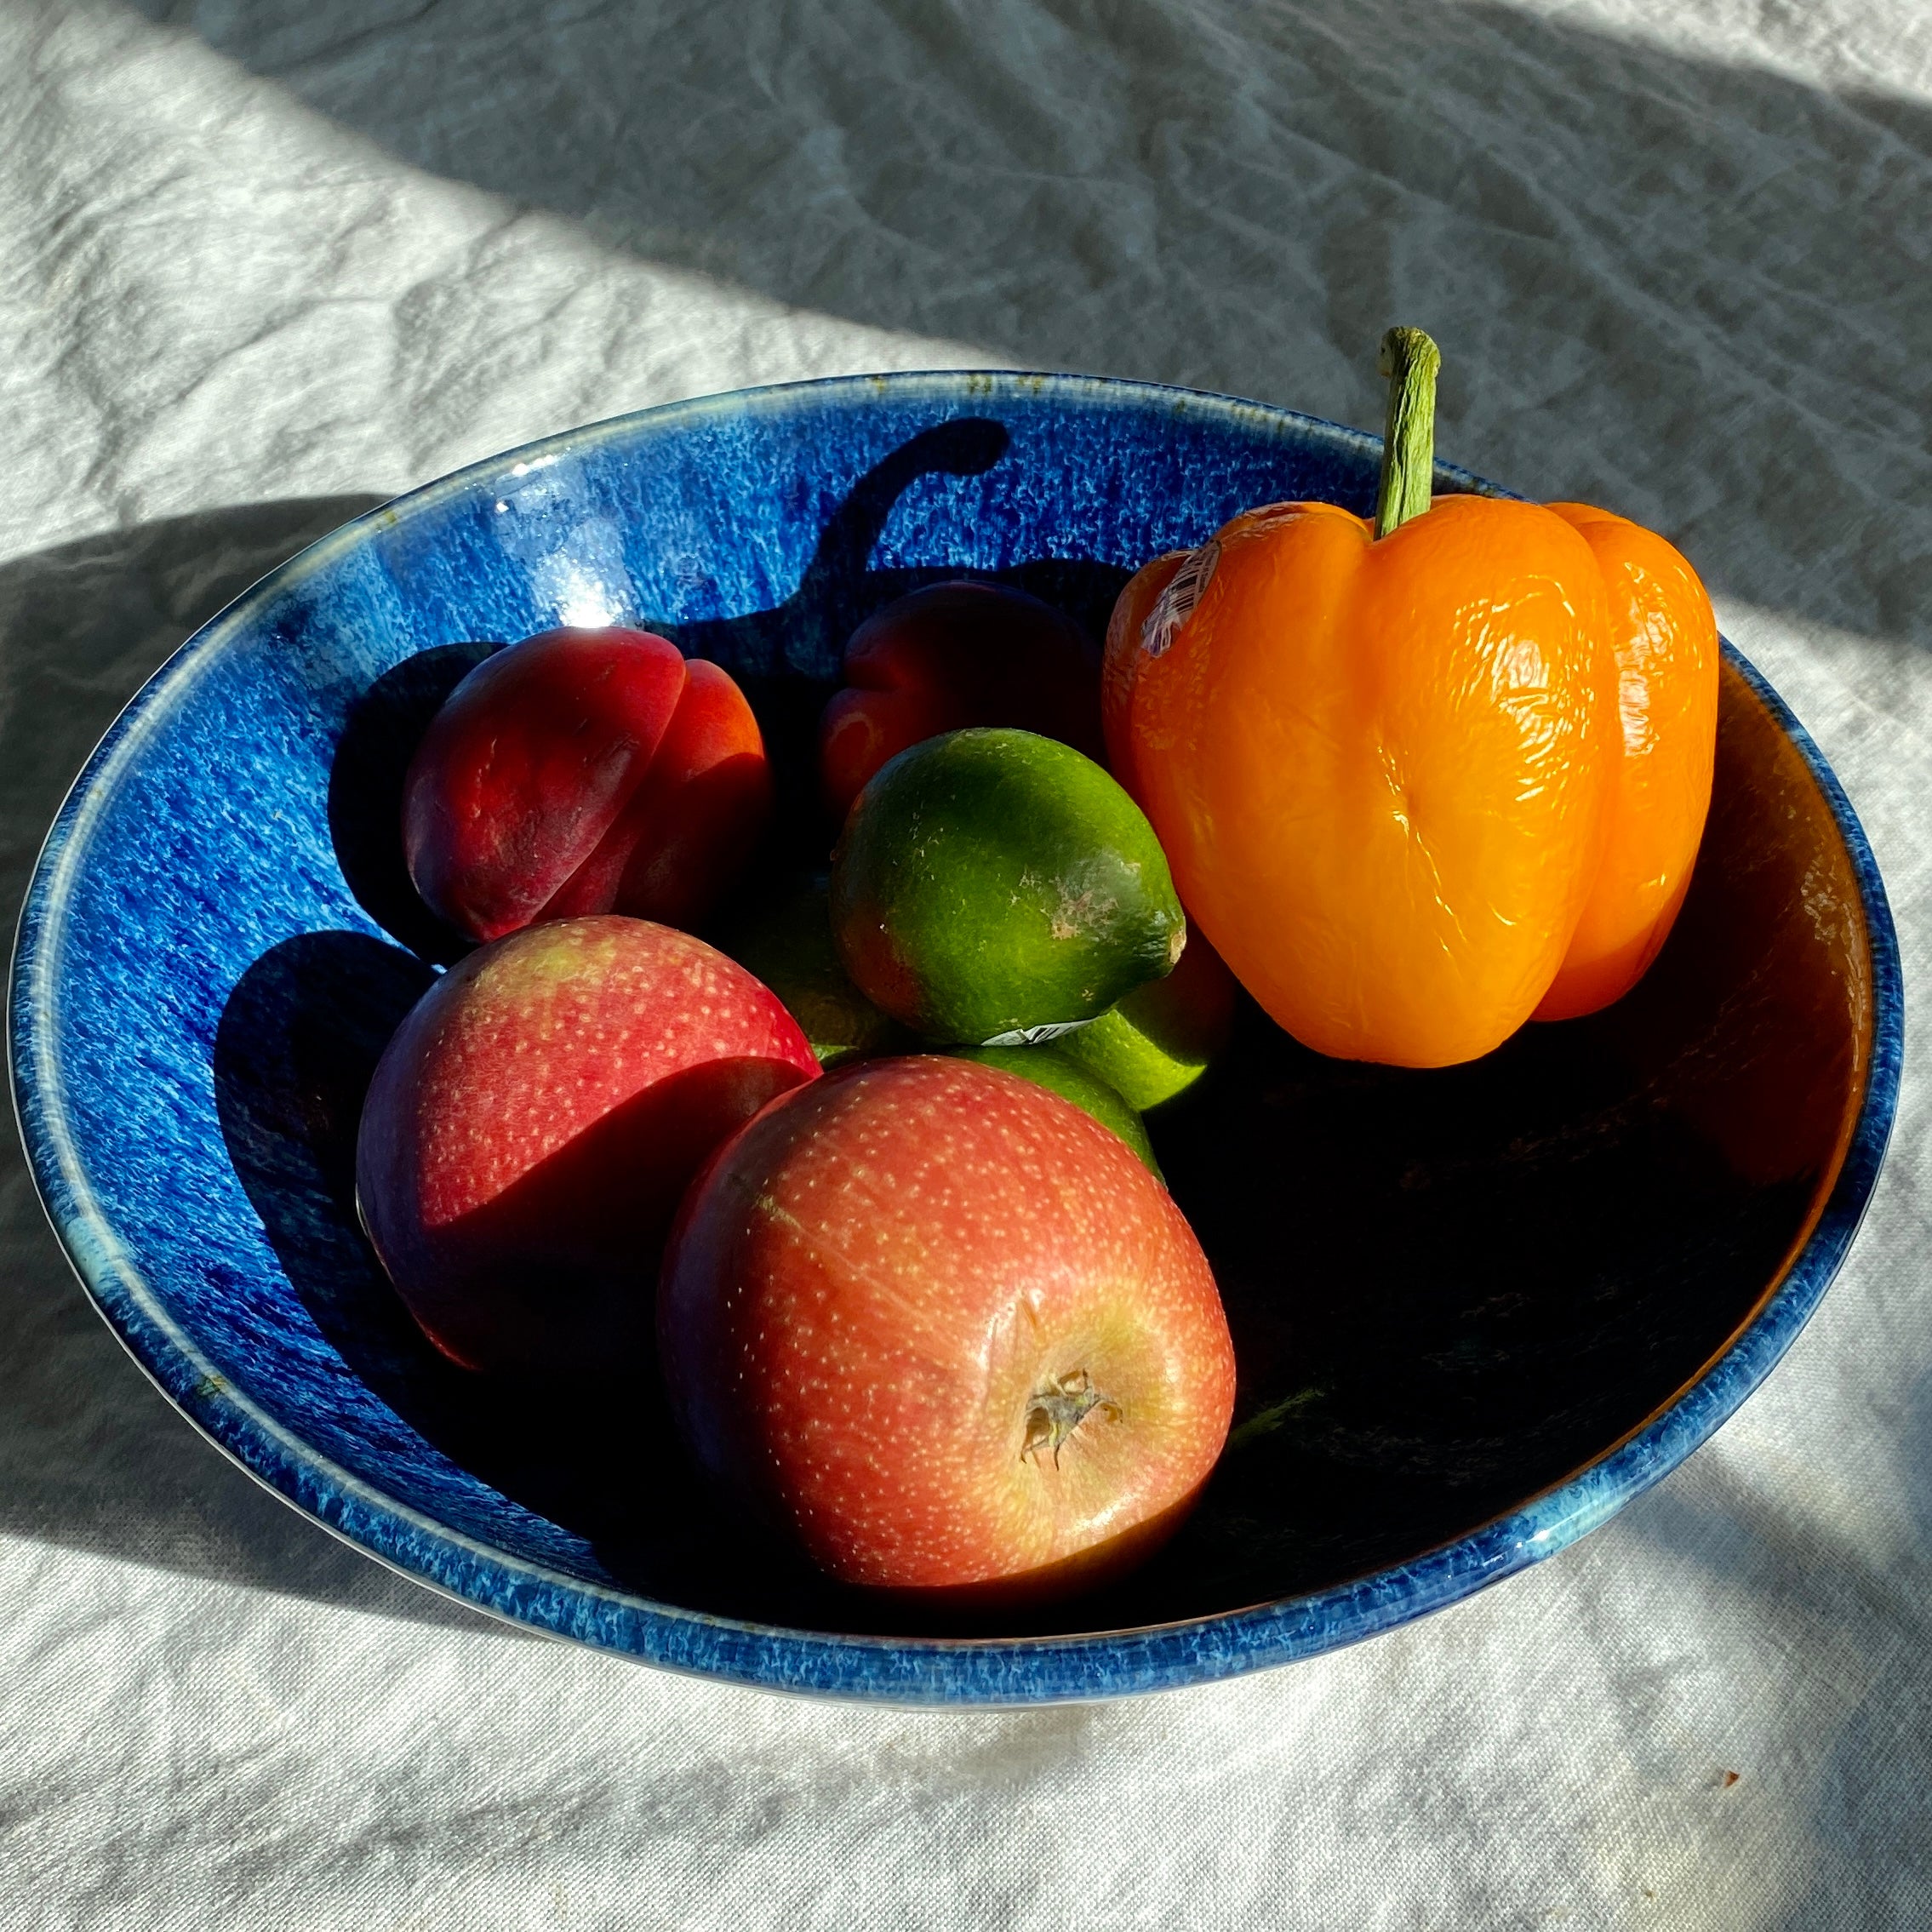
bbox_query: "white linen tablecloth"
[3,1,1929,1923]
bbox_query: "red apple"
[356,915,818,1378]
[658,1055,1235,1599]
[818,582,1104,818]
[403,627,771,942]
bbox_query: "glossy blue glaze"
[8,372,1902,1705]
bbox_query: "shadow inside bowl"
[323,418,1138,960]
[1120,656,1867,1626]
[328,644,497,968]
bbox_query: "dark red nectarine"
[403,627,770,942]
[818,582,1103,819]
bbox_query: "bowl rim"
[7,368,1905,1706]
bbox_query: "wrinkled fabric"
[3,1,1931,1925]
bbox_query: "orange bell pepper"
[1104,329,1717,1067]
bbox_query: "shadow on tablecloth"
[130,0,1932,651]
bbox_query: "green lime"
[715,871,909,1066]
[950,1045,1161,1176]
[1060,926,1238,1109]
[831,728,1184,1044]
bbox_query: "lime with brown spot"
[830,728,1184,1044]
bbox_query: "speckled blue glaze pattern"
[9,372,1902,1706]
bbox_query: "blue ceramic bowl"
[9,373,1901,1705]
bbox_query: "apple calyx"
[1020,1368,1121,1467]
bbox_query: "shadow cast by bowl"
[134,0,1932,649]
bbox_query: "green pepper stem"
[1374,326,1441,539]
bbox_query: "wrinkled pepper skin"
[1108,495,1620,1068]
[1533,504,1719,1021]
[818,580,1103,818]
[403,627,771,942]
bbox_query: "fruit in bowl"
[829,727,1184,1045]
[949,1042,1159,1172]
[658,1055,1234,1601]
[403,626,772,942]
[1056,927,1238,1112]
[817,580,1104,818]
[354,915,819,1379]
[1106,328,1719,1067]
[712,869,909,1067]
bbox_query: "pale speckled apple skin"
[356,916,818,1378]
[658,1055,1233,1593]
